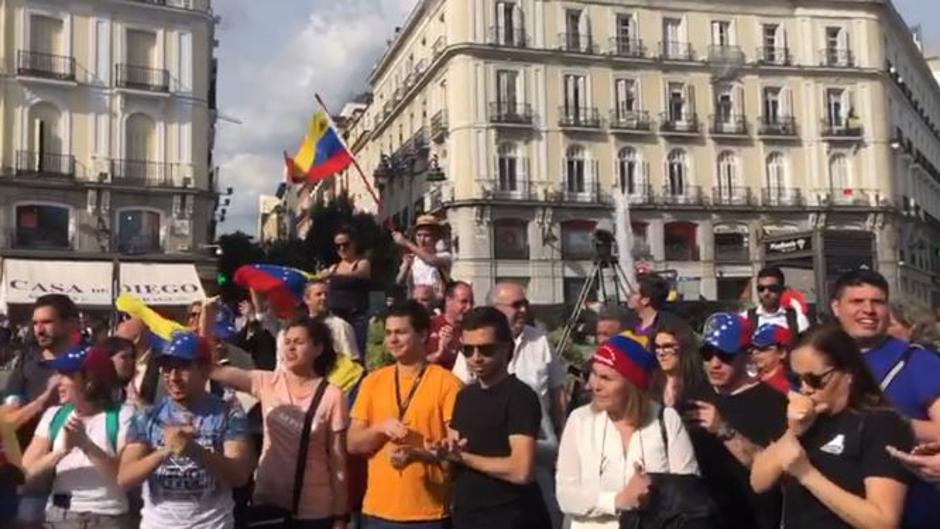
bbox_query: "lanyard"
[394,364,427,421]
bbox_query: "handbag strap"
[656,405,670,468]
[291,379,329,516]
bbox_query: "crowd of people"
[1,216,940,529]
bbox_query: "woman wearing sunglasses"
[321,225,371,360]
[751,324,915,529]
[649,320,708,410]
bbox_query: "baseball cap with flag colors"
[752,323,793,349]
[159,331,210,363]
[44,345,117,384]
[702,313,753,356]
[592,331,657,390]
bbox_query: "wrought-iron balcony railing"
[819,48,855,67]
[756,47,792,66]
[624,184,655,205]
[430,111,448,141]
[14,150,75,177]
[111,159,187,187]
[659,112,699,134]
[661,184,704,205]
[712,186,753,206]
[758,116,798,136]
[480,177,537,201]
[488,26,528,48]
[560,177,609,204]
[559,106,602,128]
[762,187,804,207]
[115,63,170,92]
[660,41,694,61]
[708,45,745,64]
[559,32,594,53]
[710,114,748,136]
[16,50,75,81]
[489,102,534,125]
[821,118,864,138]
[609,37,646,58]
[818,188,880,207]
[609,110,652,132]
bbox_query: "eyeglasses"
[796,367,837,390]
[700,345,735,364]
[461,343,504,358]
[334,242,350,249]
[757,284,784,293]
[504,299,529,310]
[654,343,680,355]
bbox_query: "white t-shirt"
[410,251,451,294]
[35,404,134,515]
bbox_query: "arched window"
[15,203,70,249]
[497,143,519,193]
[766,152,786,190]
[829,154,850,190]
[667,149,686,195]
[117,209,162,254]
[565,145,586,193]
[618,147,645,195]
[716,151,738,199]
[22,102,69,175]
[123,113,157,183]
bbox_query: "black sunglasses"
[461,343,505,358]
[796,367,837,390]
[757,284,784,293]
[335,242,350,249]
[700,345,735,364]
[507,299,529,310]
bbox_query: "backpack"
[747,307,799,341]
[48,404,120,453]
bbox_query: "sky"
[212,0,940,237]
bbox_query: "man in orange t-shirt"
[349,301,462,528]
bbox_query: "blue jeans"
[361,515,451,529]
[350,312,369,362]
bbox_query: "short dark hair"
[637,274,669,310]
[597,304,630,327]
[831,269,889,301]
[445,281,472,300]
[285,317,339,377]
[757,267,785,286]
[386,300,431,335]
[33,294,78,321]
[334,224,356,241]
[99,336,135,357]
[462,307,514,347]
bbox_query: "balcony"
[115,64,170,92]
[715,244,750,263]
[710,114,748,137]
[609,37,646,58]
[128,0,210,13]
[430,111,448,142]
[626,184,655,205]
[758,116,798,138]
[659,112,699,135]
[761,187,804,207]
[559,32,594,53]
[819,49,855,68]
[609,110,652,133]
[111,160,188,187]
[481,178,537,201]
[16,50,76,81]
[488,26,528,48]
[118,235,162,255]
[821,118,864,140]
[559,106,602,129]
[561,177,609,204]
[712,187,753,206]
[661,185,704,205]
[665,243,700,261]
[708,45,745,64]
[756,47,792,66]
[660,41,694,61]
[15,151,75,177]
[818,188,881,208]
[489,102,534,125]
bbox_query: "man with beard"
[742,267,809,339]
[117,332,252,529]
[685,313,787,529]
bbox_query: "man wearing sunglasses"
[118,332,252,529]
[742,267,809,340]
[445,307,547,529]
[685,313,787,529]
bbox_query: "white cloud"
[215,0,414,235]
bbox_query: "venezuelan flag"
[234,264,311,318]
[286,110,353,184]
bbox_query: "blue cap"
[752,323,793,349]
[159,331,204,362]
[702,313,753,355]
[44,345,116,382]
[44,345,91,373]
[213,304,238,342]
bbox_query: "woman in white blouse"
[556,332,699,529]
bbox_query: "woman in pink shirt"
[211,317,349,529]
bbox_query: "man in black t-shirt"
[685,313,788,529]
[446,307,548,529]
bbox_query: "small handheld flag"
[285,110,353,184]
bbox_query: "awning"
[120,262,205,306]
[1,259,114,306]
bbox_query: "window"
[763,87,782,122]
[122,113,157,182]
[825,26,849,65]
[565,9,588,50]
[562,220,597,260]
[663,17,682,55]
[667,150,687,195]
[126,29,156,68]
[825,88,851,126]
[495,2,522,45]
[664,221,699,261]
[829,154,850,190]
[711,20,732,46]
[616,14,636,53]
[30,15,64,55]
[717,151,738,197]
[563,74,587,117]
[564,278,597,307]
[618,147,645,194]
[826,27,842,53]
[615,79,637,117]
[715,85,734,122]
[763,24,779,50]
[667,82,690,120]
[497,143,519,192]
[565,145,586,193]
[766,152,786,190]
[493,219,529,260]
[15,204,70,249]
[26,102,63,161]
[496,69,518,113]
[118,210,162,254]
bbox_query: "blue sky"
[213,0,940,236]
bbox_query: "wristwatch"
[716,423,737,441]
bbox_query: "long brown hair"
[649,319,708,403]
[795,324,890,410]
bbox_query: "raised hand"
[787,391,827,436]
[63,416,89,453]
[686,400,725,435]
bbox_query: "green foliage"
[365,318,394,370]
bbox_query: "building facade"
[0,0,220,307]
[343,0,940,307]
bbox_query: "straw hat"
[415,214,444,232]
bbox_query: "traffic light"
[217,272,228,286]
